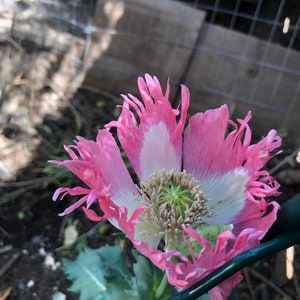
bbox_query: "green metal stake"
[263,193,300,242]
[170,193,300,300]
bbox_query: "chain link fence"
[0,0,299,147]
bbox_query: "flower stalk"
[155,273,169,299]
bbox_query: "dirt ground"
[0,79,122,299]
[0,1,300,300]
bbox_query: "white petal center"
[140,122,179,179]
[201,168,250,225]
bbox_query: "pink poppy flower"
[50,74,281,299]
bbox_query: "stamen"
[138,169,211,249]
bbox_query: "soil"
[0,84,121,299]
[1,1,300,300]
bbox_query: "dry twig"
[292,264,300,298]
[270,147,299,175]
[0,245,13,255]
[54,221,106,253]
[0,252,21,278]
[0,170,68,205]
[243,268,256,300]
[247,267,293,300]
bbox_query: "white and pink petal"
[200,168,250,225]
[49,129,140,218]
[106,74,189,180]
[183,105,231,178]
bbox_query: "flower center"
[138,169,211,250]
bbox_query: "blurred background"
[0,0,300,299]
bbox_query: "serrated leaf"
[97,246,132,291]
[63,248,106,300]
[62,246,176,300]
[63,246,139,300]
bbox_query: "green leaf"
[96,100,106,108]
[133,252,177,300]
[63,248,107,300]
[63,246,139,300]
[96,245,139,299]
[177,224,232,259]
[62,245,176,300]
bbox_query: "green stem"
[155,273,169,299]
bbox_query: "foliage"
[63,245,177,300]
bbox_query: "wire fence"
[0,0,299,146]
[191,0,300,135]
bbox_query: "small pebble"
[52,291,66,300]
[27,280,35,288]
[44,254,60,271]
[31,235,43,245]
[21,249,29,255]
[18,281,26,291]
[39,247,46,256]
